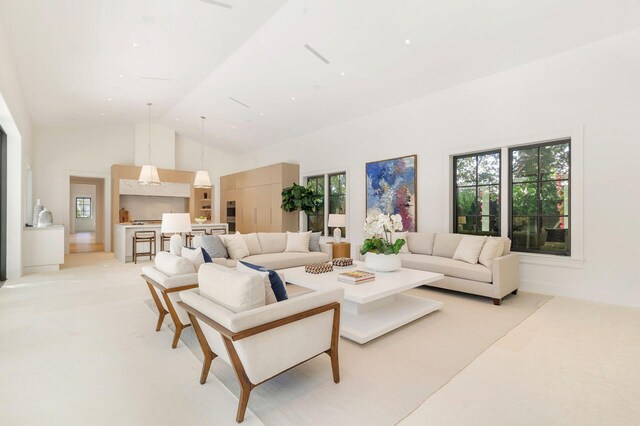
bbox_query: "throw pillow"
[181,246,212,271]
[478,237,505,269]
[392,231,409,253]
[238,260,288,302]
[242,233,263,255]
[309,231,322,252]
[221,232,250,260]
[285,231,311,253]
[195,235,228,259]
[452,236,487,264]
[236,261,277,305]
[154,251,195,277]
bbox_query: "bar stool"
[160,233,172,252]
[187,229,208,247]
[133,231,156,263]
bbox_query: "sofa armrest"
[491,253,520,298]
[141,266,198,290]
[319,242,333,259]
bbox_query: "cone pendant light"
[138,103,161,185]
[193,116,212,188]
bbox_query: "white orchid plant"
[360,212,406,255]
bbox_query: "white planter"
[364,252,401,272]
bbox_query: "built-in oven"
[226,201,236,233]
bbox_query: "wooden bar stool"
[133,231,156,263]
[160,233,172,252]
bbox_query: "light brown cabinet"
[220,163,299,233]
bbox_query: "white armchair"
[178,264,343,423]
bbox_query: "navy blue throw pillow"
[239,260,288,302]
[184,246,213,263]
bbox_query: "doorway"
[0,126,6,282]
[69,176,105,253]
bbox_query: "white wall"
[0,10,32,279]
[238,29,640,308]
[70,183,96,233]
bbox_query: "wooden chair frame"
[141,274,198,348]
[177,300,341,423]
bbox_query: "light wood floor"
[69,232,104,253]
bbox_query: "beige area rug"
[153,287,550,426]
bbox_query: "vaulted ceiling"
[2,0,640,153]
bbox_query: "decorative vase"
[364,252,401,272]
[38,208,53,227]
[33,199,43,226]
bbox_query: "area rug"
[149,287,550,425]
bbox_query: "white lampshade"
[328,214,347,228]
[161,213,192,234]
[138,165,161,185]
[193,170,212,188]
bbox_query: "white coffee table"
[280,262,444,344]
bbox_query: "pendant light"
[193,115,212,188]
[138,102,161,186]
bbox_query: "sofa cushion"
[257,233,287,254]
[285,231,311,253]
[452,236,487,264]
[238,260,288,302]
[198,263,265,313]
[392,231,409,253]
[479,237,505,269]
[236,261,277,305]
[432,233,466,258]
[407,232,435,255]
[220,232,250,260]
[154,252,195,277]
[242,233,263,255]
[243,252,330,270]
[502,237,512,255]
[194,234,228,259]
[309,231,322,252]
[400,253,493,283]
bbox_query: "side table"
[330,242,351,259]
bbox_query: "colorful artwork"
[366,155,417,232]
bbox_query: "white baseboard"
[520,279,639,308]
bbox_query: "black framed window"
[509,139,570,256]
[453,151,500,236]
[76,197,91,218]
[306,175,325,233]
[328,172,347,237]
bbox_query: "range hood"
[119,179,190,197]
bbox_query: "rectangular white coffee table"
[280,262,444,344]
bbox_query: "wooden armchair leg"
[236,383,252,423]
[162,292,190,349]
[188,312,217,385]
[146,282,168,332]
[328,304,341,383]
[171,323,191,349]
[222,337,255,423]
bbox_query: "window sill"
[517,252,584,269]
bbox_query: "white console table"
[23,225,65,273]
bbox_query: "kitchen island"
[114,222,228,263]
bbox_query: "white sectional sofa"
[359,232,519,305]
[199,232,332,270]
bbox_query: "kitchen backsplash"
[120,195,188,221]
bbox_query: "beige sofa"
[359,233,519,305]
[205,232,332,270]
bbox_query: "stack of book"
[338,270,375,284]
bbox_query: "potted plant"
[281,182,323,215]
[360,212,405,272]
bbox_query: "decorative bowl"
[195,218,207,224]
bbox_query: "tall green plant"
[281,183,323,215]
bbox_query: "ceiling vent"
[140,76,172,81]
[304,44,330,64]
[229,96,251,109]
[199,0,233,9]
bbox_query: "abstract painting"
[366,155,417,231]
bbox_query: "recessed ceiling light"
[232,126,236,129]
[260,112,264,116]
[174,118,179,121]
[340,71,345,76]
[290,97,296,101]
[100,112,105,116]
[107,97,112,101]
[118,74,124,78]
[405,39,411,45]
[132,42,139,47]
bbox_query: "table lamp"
[458,216,467,232]
[328,214,347,243]
[161,213,192,255]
